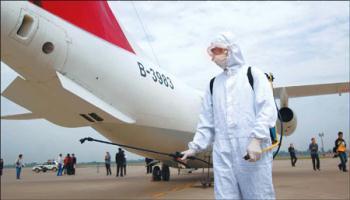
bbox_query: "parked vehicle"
[32,161,58,173]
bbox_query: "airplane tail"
[29,1,135,53]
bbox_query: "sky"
[1,1,349,164]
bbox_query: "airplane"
[1,1,349,182]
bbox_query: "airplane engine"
[276,107,297,136]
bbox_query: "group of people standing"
[57,153,77,176]
[288,131,347,172]
[10,153,77,180]
[105,148,127,177]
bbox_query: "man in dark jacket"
[115,148,124,177]
[72,153,77,175]
[309,138,320,171]
[145,158,153,174]
[288,143,298,167]
[0,158,4,176]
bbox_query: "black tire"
[161,165,170,181]
[52,167,57,172]
[34,168,40,173]
[152,166,161,181]
[200,176,212,188]
[42,168,47,173]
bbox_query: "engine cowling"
[276,107,297,136]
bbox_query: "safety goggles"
[207,43,228,57]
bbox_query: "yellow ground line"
[174,182,194,192]
[152,192,165,199]
[152,182,195,199]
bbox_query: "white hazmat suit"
[183,32,277,199]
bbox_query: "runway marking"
[151,182,195,199]
[163,182,196,199]
[152,192,165,199]
[185,183,193,188]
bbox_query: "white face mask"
[212,54,228,69]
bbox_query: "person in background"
[309,137,320,171]
[63,153,72,175]
[334,131,347,172]
[145,158,153,174]
[122,151,127,176]
[0,158,4,176]
[105,152,112,176]
[68,154,74,175]
[288,143,298,167]
[57,153,63,176]
[72,153,77,175]
[63,154,68,175]
[115,148,124,177]
[15,154,24,179]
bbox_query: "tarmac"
[1,158,349,199]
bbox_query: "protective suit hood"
[208,32,245,70]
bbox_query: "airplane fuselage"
[1,1,207,168]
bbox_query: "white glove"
[246,138,262,162]
[180,149,196,161]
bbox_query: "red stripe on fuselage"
[30,1,135,54]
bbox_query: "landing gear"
[161,164,170,181]
[200,174,212,187]
[152,164,170,181]
[200,155,213,188]
[152,166,161,181]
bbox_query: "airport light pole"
[318,132,325,156]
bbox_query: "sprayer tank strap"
[210,66,272,95]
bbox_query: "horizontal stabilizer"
[2,75,134,127]
[1,113,40,120]
[56,72,135,124]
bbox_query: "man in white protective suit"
[181,32,277,199]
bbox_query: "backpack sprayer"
[79,137,211,167]
[243,72,283,160]
[79,137,212,186]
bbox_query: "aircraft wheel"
[200,176,212,188]
[152,166,161,181]
[201,179,209,188]
[161,165,170,181]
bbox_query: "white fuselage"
[1,1,208,168]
